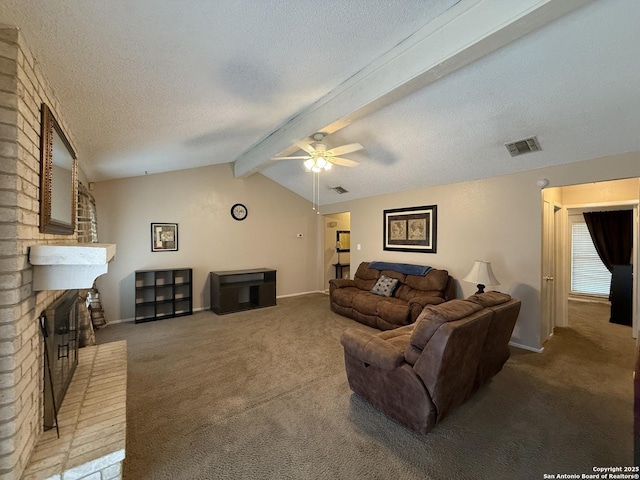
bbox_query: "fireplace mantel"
[29,243,116,291]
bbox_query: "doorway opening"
[323,212,351,292]
[541,178,639,343]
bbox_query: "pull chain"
[312,171,321,214]
[316,171,320,214]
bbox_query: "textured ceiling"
[1,0,639,205]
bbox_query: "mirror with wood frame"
[39,103,77,234]
[336,230,350,251]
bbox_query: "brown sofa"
[339,291,521,434]
[329,261,455,330]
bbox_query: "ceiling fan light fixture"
[316,156,327,169]
[275,133,362,214]
[303,156,332,172]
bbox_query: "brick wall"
[0,27,80,479]
[77,182,98,244]
[77,183,98,347]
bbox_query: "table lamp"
[463,260,499,294]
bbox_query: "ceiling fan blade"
[327,143,363,156]
[295,141,316,155]
[330,156,359,167]
[271,156,311,160]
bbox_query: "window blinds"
[571,222,611,296]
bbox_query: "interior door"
[634,204,639,338]
[541,200,556,342]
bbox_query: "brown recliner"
[339,292,521,434]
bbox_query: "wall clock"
[231,203,248,221]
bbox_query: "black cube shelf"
[134,268,193,323]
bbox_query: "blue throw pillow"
[371,274,399,297]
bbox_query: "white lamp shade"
[304,157,332,172]
[463,260,499,286]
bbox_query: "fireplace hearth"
[40,289,79,430]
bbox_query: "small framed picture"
[151,223,178,252]
[383,205,437,253]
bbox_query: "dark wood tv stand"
[210,268,276,314]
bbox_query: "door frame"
[322,212,351,291]
[541,199,559,342]
[560,200,639,337]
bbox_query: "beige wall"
[323,152,640,350]
[0,28,80,479]
[558,178,640,206]
[92,164,320,321]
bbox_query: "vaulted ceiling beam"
[233,0,590,178]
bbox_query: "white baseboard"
[107,295,329,324]
[105,317,133,324]
[277,290,326,298]
[509,341,543,353]
[106,306,208,324]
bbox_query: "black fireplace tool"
[39,313,60,438]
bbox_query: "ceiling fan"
[272,133,363,172]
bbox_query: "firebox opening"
[42,289,79,430]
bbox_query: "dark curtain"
[583,210,633,272]
[583,210,633,325]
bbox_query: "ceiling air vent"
[505,136,541,157]
[331,186,348,194]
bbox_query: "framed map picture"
[151,223,178,252]
[383,205,437,253]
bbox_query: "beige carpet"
[96,295,634,479]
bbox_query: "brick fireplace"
[0,27,116,479]
[21,341,126,480]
